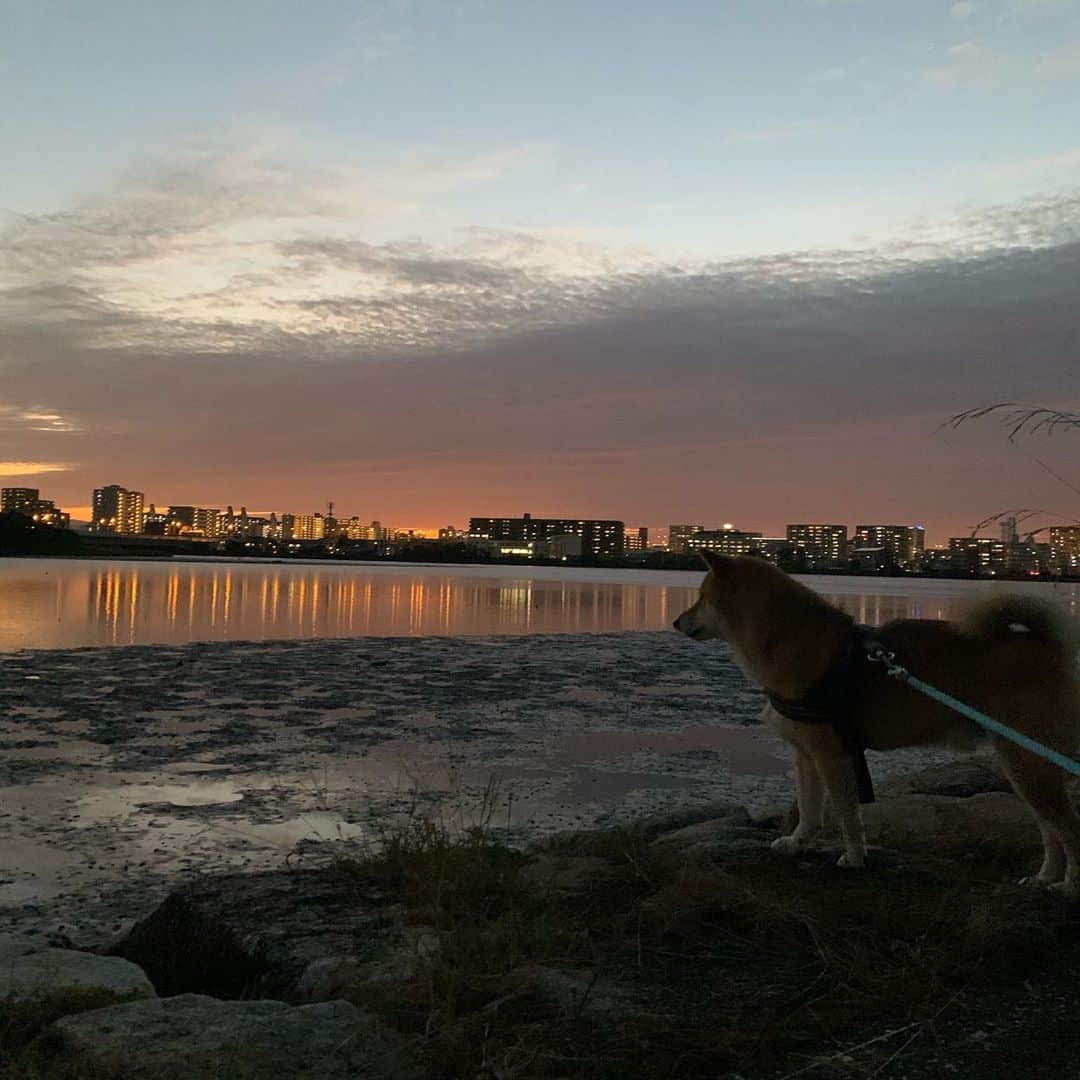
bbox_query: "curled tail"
[961,593,1079,661]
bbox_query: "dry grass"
[334,810,1080,1079]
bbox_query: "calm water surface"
[1,557,1078,651]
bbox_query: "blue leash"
[865,643,1080,781]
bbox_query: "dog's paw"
[835,852,866,870]
[1047,879,1080,901]
[770,835,802,856]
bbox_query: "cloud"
[4,135,1080,533]
[921,34,1080,89]
[921,40,1009,85]
[0,403,79,433]
[950,1,978,18]
[1035,40,1080,79]
[0,461,73,478]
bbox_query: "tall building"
[469,513,624,558]
[339,517,384,541]
[292,513,326,541]
[623,527,649,554]
[167,506,221,538]
[852,524,926,568]
[219,506,268,539]
[786,524,848,563]
[186,506,221,538]
[948,537,1009,575]
[668,524,705,554]
[694,527,763,556]
[91,485,144,534]
[1049,526,1080,573]
[1,487,70,528]
[2,487,39,513]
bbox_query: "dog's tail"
[961,593,1079,661]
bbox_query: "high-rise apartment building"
[623,527,649,554]
[91,485,144,534]
[1,487,69,528]
[786,524,848,562]
[219,506,270,539]
[1048,526,1080,573]
[694,527,763,556]
[338,517,384,541]
[852,524,926,568]
[668,524,705,554]
[167,506,222,538]
[469,513,624,558]
[292,513,326,541]
[1,488,39,513]
[948,537,1009,574]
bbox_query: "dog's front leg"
[771,749,825,855]
[816,752,867,869]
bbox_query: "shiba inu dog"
[674,552,1080,895]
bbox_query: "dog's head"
[673,550,856,698]
[672,550,738,642]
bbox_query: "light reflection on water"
[0,557,1077,651]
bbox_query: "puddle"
[235,813,369,849]
[75,780,248,822]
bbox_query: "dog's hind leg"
[995,742,1080,897]
[816,751,867,869]
[771,749,825,855]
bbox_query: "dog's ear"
[698,550,734,576]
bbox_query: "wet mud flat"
[0,631,949,946]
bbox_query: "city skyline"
[3,3,1080,539]
[7,484,1080,574]
[15,481,1078,551]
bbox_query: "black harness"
[765,625,876,804]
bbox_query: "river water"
[2,557,1078,651]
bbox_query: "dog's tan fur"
[674,552,1080,894]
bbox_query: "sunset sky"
[3,0,1080,543]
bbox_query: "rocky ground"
[8,632,1069,1078]
[3,762,1078,1079]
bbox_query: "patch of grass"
[1,987,139,1079]
[335,802,1080,1079]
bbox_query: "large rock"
[296,926,441,1001]
[858,792,1038,854]
[634,799,756,837]
[751,758,1013,832]
[0,936,154,1001]
[657,791,1040,864]
[875,758,1012,799]
[46,993,426,1080]
[651,805,773,857]
[109,868,402,1000]
[0,934,39,964]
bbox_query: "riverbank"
[0,632,962,947]
[7,776,1080,1079]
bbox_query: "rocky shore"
[5,632,1072,1077]
[4,757,1079,1078]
